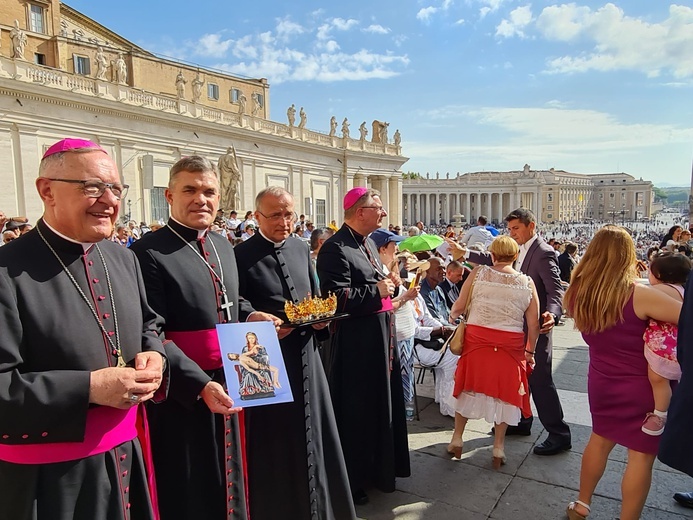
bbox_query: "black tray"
[280,312,350,329]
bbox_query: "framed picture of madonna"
[217,321,293,408]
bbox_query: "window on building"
[28,4,46,34]
[315,198,326,227]
[547,213,553,219]
[208,83,219,101]
[230,88,240,103]
[547,193,553,202]
[255,93,265,107]
[73,55,91,76]
[150,188,170,222]
[34,53,46,65]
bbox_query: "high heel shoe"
[492,448,506,469]
[446,439,463,459]
[566,500,590,519]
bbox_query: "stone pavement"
[356,320,693,520]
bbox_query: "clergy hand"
[134,351,164,376]
[377,278,395,298]
[89,367,163,409]
[444,238,466,260]
[200,381,241,415]
[248,311,283,329]
[311,321,329,330]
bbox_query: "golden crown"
[284,293,338,324]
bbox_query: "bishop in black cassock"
[0,140,166,520]
[234,187,355,520]
[317,188,410,502]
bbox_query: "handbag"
[446,271,477,356]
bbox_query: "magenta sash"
[0,406,137,464]
[166,329,222,371]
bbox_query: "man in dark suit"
[558,242,578,284]
[659,272,693,509]
[439,260,464,309]
[448,208,571,456]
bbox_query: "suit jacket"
[659,272,693,477]
[557,251,576,284]
[468,236,563,320]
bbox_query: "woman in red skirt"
[449,235,540,468]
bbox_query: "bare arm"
[633,284,682,324]
[450,266,480,320]
[524,280,541,360]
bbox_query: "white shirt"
[460,226,493,248]
[516,234,538,271]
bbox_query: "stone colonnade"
[353,173,402,227]
[401,189,540,226]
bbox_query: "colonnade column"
[388,175,400,227]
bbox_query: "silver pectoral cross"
[220,290,234,322]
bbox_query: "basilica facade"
[0,0,406,226]
[402,165,654,225]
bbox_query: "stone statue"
[114,53,127,84]
[251,93,261,116]
[436,172,439,180]
[329,116,337,137]
[95,47,108,80]
[72,29,84,41]
[523,164,530,175]
[359,122,368,141]
[175,71,186,99]
[393,129,401,147]
[59,20,68,38]
[238,92,247,115]
[10,20,27,60]
[371,120,389,143]
[426,173,430,179]
[192,74,204,103]
[298,107,307,129]
[342,118,350,139]
[379,122,389,144]
[287,104,296,126]
[446,172,450,179]
[218,146,242,212]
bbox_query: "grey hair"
[169,156,217,186]
[255,186,293,210]
[310,227,333,251]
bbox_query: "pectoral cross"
[220,290,234,322]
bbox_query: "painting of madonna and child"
[217,321,293,408]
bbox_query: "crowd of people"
[0,139,692,520]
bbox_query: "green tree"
[653,186,668,201]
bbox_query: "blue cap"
[370,228,405,249]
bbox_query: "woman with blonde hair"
[564,226,682,520]
[448,235,540,468]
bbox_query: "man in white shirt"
[460,216,493,248]
[241,222,256,241]
[412,294,459,417]
[226,210,242,236]
[303,221,314,239]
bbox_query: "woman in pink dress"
[564,226,682,520]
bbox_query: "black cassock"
[131,219,254,520]
[234,234,355,520]
[317,224,410,494]
[0,220,166,520]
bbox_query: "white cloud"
[479,7,492,19]
[332,18,359,31]
[410,104,693,161]
[323,40,340,52]
[536,4,693,78]
[478,0,506,18]
[455,18,465,25]
[393,34,408,47]
[496,5,533,38]
[275,18,305,42]
[363,24,391,34]
[417,6,439,22]
[195,33,234,58]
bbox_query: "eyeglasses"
[46,178,129,200]
[256,211,297,223]
[361,206,387,214]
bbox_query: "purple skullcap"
[42,138,106,160]
[343,187,369,210]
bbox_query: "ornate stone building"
[402,165,654,225]
[0,0,406,225]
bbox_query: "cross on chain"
[219,290,234,322]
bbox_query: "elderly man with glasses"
[0,138,167,519]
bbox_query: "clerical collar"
[345,224,366,242]
[169,217,207,239]
[258,228,286,248]
[42,219,94,252]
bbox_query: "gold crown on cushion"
[284,293,337,324]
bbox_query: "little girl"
[642,252,691,435]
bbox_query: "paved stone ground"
[356,320,693,520]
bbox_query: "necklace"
[166,224,234,322]
[37,225,126,368]
[346,225,386,280]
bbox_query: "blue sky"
[67,1,693,186]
